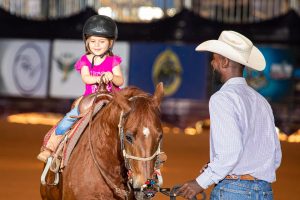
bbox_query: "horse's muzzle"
[134,178,159,199]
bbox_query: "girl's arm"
[80,66,101,84]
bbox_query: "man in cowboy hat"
[176,30,282,200]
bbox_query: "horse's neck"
[88,121,127,183]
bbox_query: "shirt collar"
[221,77,247,89]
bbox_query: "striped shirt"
[196,77,282,189]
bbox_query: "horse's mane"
[119,87,161,134]
[92,86,161,138]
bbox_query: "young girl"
[37,15,124,162]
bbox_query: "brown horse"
[40,83,165,200]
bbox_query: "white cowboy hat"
[195,30,266,71]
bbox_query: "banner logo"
[55,52,77,82]
[13,43,45,96]
[245,68,267,90]
[152,49,182,96]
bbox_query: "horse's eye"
[125,133,134,144]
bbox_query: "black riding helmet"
[83,15,118,55]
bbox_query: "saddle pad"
[42,125,57,148]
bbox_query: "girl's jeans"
[55,106,79,135]
[210,179,273,200]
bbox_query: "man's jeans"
[210,179,273,200]
[56,106,79,135]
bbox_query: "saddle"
[47,84,113,173]
[53,98,110,173]
[75,83,112,118]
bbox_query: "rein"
[87,93,130,200]
[158,185,206,200]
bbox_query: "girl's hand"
[95,76,102,84]
[102,72,113,84]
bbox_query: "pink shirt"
[75,55,122,96]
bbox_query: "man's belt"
[225,174,257,181]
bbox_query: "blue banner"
[129,42,209,100]
[245,47,294,101]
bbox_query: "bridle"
[118,108,164,183]
[88,95,165,199]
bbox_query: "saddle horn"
[74,78,112,118]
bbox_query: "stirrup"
[41,156,59,186]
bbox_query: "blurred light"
[163,126,171,134]
[195,121,203,134]
[275,126,287,141]
[138,7,153,21]
[275,126,300,143]
[275,126,280,135]
[138,7,163,21]
[98,7,113,18]
[167,8,177,17]
[287,130,300,143]
[172,127,181,134]
[152,7,164,19]
[203,119,210,127]
[184,127,197,135]
[7,112,62,126]
[278,132,288,141]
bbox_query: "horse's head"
[114,82,167,199]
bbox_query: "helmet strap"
[91,55,100,69]
[100,50,109,58]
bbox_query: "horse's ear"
[114,91,131,113]
[153,82,164,107]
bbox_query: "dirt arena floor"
[0,119,299,200]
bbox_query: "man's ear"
[222,57,230,69]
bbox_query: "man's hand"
[176,180,204,200]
